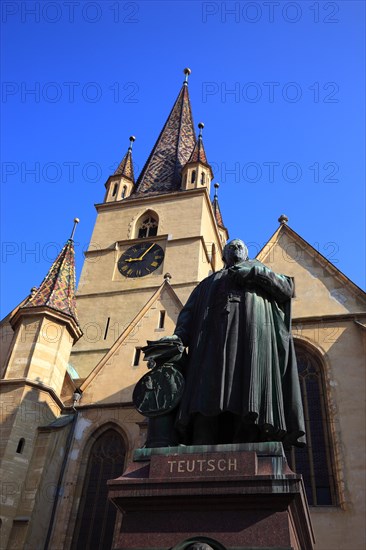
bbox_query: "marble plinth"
[108,443,315,550]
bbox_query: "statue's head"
[222,239,248,267]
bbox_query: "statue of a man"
[165,239,305,447]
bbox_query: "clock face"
[118,242,164,278]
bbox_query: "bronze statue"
[136,239,305,448]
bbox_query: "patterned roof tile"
[212,196,226,229]
[114,147,135,182]
[22,239,79,323]
[135,83,196,194]
[188,134,209,165]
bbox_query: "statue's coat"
[174,259,306,446]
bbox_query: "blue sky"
[1,0,365,317]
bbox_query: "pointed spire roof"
[114,136,135,182]
[212,183,226,229]
[185,122,214,181]
[135,70,196,194]
[187,122,209,165]
[22,235,79,323]
[213,198,225,228]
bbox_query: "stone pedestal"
[108,443,315,550]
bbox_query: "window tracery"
[137,213,158,238]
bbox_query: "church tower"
[71,69,228,379]
[0,225,82,549]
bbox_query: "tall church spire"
[135,68,196,195]
[22,226,79,323]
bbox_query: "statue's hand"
[229,264,253,285]
[158,335,181,343]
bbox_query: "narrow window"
[191,170,196,184]
[158,310,166,329]
[133,348,141,366]
[71,430,126,550]
[211,243,217,270]
[121,185,127,199]
[200,172,206,185]
[112,183,118,197]
[16,438,25,454]
[285,347,336,506]
[103,317,110,340]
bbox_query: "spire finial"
[129,135,136,151]
[198,121,204,138]
[278,214,289,225]
[70,218,80,240]
[183,67,191,85]
[214,182,219,199]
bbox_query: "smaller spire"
[187,122,210,166]
[22,227,79,322]
[183,67,191,85]
[214,182,219,199]
[114,136,136,182]
[212,183,226,229]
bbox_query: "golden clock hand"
[136,242,155,261]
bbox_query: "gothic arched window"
[137,212,158,239]
[72,429,126,550]
[286,345,336,506]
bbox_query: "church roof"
[22,239,79,323]
[114,139,135,182]
[134,80,196,194]
[257,219,366,304]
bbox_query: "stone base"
[108,443,314,550]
